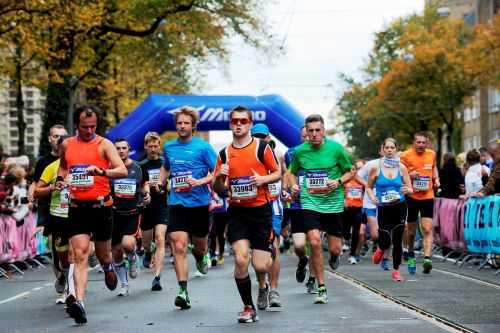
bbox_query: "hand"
[470,192,484,198]
[459,194,468,200]
[409,171,418,180]
[249,168,266,187]
[434,179,440,190]
[86,165,103,176]
[281,190,292,202]
[402,185,413,195]
[187,177,200,187]
[291,184,300,197]
[218,164,229,177]
[32,226,44,238]
[143,192,151,204]
[327,179,340,190]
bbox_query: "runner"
[400,132,439,275]
[208,189,228,267]
[251,124,284,311]
[366,138,413,282]
[213,106,280,323]
[34,134,76,307]
[287,114,352,304]
[343,160,365,264]
[56,105,127,324]
[139,131,169,291]
[284,126,317,293]
[159,106,216,310]
[110,138,150,297]
[30,124,68,303]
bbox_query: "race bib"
[171,171,192,192]
[69,165,93,188]
[413,176,430,191]
[60,188,70,209]
[306,170,329,194]
[114,179,137,198]
[347,188,363,199]
[148,169,160,184]
[381,190,401,204]
[230,177,257,200]
[268,181,281,198]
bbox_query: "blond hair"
[174,106,200,127]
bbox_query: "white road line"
[0,292,31,305]
[32,287,42,291]
[433,268,500,290]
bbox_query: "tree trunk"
[14,45,26,156]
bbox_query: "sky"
[199,0,425,152]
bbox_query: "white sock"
[68,264,75,296]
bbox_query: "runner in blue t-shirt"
[159,106,216,310]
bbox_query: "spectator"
[479,147,494,171]
[465,149,490,195]
[438,153,464,199]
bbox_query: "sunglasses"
[230,118,251,125]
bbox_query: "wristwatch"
[100,169,106,176]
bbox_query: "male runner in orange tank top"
[56,105,127,324]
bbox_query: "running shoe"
[128,255,138,279]
[257,285,269,310]
[237,306,258,323]
[342,244,350,252]
[118,283,129,297]
[187,243,194,253]
[65,294,76,310]
[174,289,191,310]
[314,286,328,304]
[217,256,225,266]
[142,252,152,269]
[306,279,317,294]
[407,257,417,275]
[296,256,308,283]
[88,253,98,269]
[328,254,340,271]
[392,270,404,282]
[55,272,66,294]
[372,248,384,265]
[104,267,118,291]
[196,254,210,275]
[355,256,361,263]
[268,290,282,309]
[348,256,357,265]
[56,292,66,305]
[422,258,433,274]
[68,300,87,324]
[211,256,217,268]
[380,258,390,271]
[151,276,162,291]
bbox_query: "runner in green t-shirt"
[287,114,352,304]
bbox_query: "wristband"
[56,176,64,182]
[101,169,107,176]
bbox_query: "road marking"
[32,287,42,291]
[433,268,500,290]
[0,292,31,305]
[328,270,474,333]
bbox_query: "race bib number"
[306,171,329,194]
[347,188,363,199]
[69,165,93,189]
[268,181,281,198]
[148,169,160,184]
[171,171,192,192]
[381,190,401,204]
[230,177,257,200]
[60,188,69,209]
[413,176,430,191]
[114,179,137,198]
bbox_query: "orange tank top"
[66,135,111,201]
[344,179,363,208]
[400,148,436,200]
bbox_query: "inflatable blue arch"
[107,94,305,159]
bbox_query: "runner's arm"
[102,139,127,178]
[401,164,413,195]
[366,167,378,204]
[34,180,52,199]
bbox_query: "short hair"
[144,131,161,145]
[478,147,488,154]
[174,106,200,127]
[49,124,66,135]
[414,131,429,140]
[442,152,456,166]
[73,105,100,126]
[466,149,481,164]
[114,138,130,148]
[229,105,253,122]
[383,137,398,149]
[305,114,324,125]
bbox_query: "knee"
[173,240,187,256]
[73,247,89,263]
[122,240,135,253]
[234,252,250,269]
[308,235,321,249]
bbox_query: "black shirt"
[438,164,464,199]
[110,161,144,212]
[140,158,167,209]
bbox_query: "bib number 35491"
[69,165,93,189]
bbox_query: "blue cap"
[251,123,270,136]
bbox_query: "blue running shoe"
[380,258,390,271]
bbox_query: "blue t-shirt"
[163,137,216,207]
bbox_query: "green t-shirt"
[40,159,69,218]
[289,139,352,213]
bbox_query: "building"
[426,0,500,151]
[0,80,45,157]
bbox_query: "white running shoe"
[117,284,129,297]
[56,292,66,304]
[348,256,357,265]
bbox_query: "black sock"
[308,276,316,283]
[424,256,431,260]
[154,275,161,280]
[318,283,325,288]
[235,275,254,309]
[193,251,204,263]
[408,251,415,258]
[179,280,187,291]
